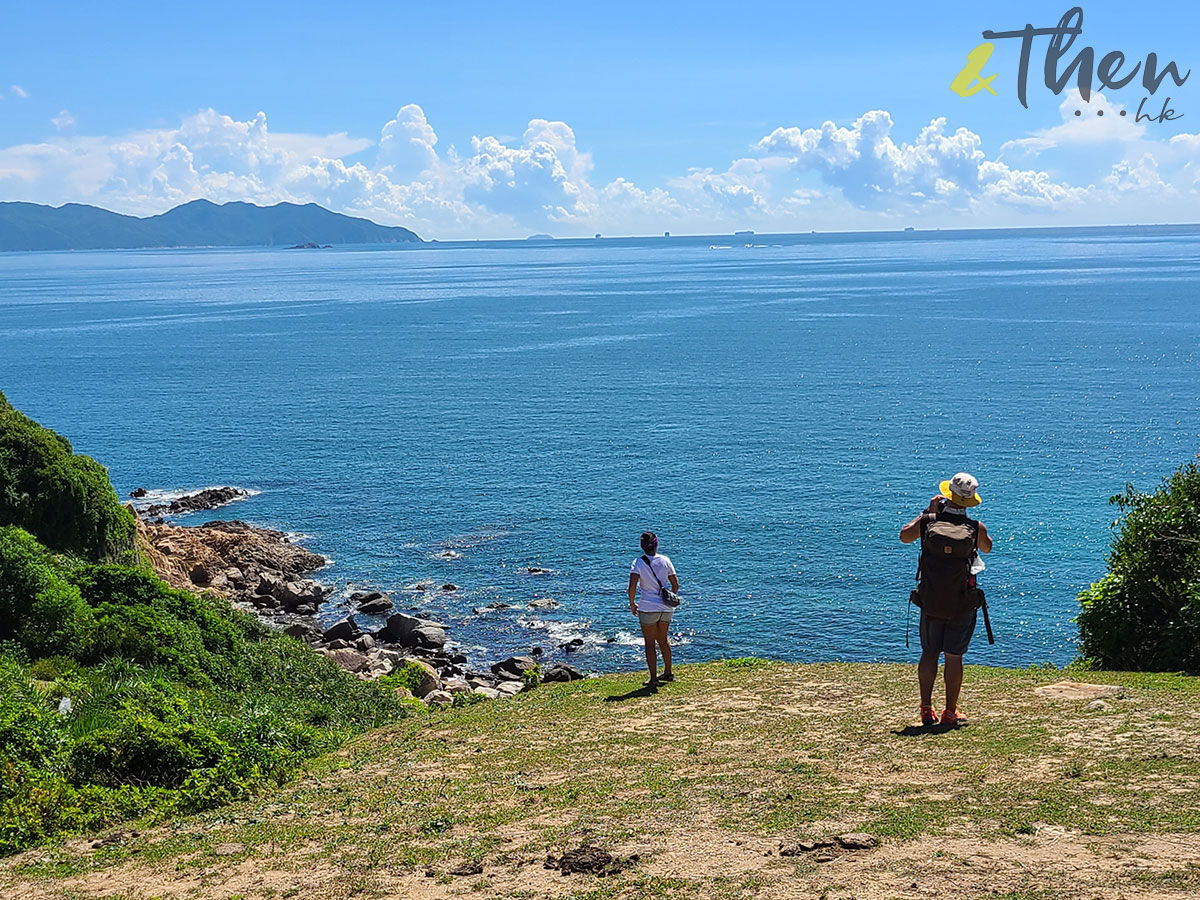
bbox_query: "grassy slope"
[4,660,1200,900]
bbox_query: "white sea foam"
[516,616,649,649]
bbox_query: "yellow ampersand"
[951,42,998,97]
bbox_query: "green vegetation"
[3,662,1198,900]
[0,391,136,562]
[0,400,408,856]
[377,659,428,695]
[1078,458,1200,672]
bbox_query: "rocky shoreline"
[131,489,584,705]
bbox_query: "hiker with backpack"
[628,531,681,689]
[900,473,993,727]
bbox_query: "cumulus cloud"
[51,109,76,131]
[754,110,1050,210]
[460,121,596,225]
[1104,154,1171,194]
[377,104,439,177]
[0,101,1195,238]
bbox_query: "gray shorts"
[638,610,673,626]
[919,609,977,656]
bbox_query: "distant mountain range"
[0,199,422,251]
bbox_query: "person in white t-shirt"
[627,531,680,688]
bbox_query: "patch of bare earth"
[7,829,1200,899]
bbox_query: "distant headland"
[0,199,422,252]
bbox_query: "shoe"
[660,672,675,683]
[643,678,659,689]
[940,708,968,727]
[920,705,937,726]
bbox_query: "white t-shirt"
[631,553,677,612]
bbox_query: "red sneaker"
[920,706,937,726]
[940,708,968,727]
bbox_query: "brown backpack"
[914,511,979,621]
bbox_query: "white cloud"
[1002,90,1145,155]
[0,102,1195,238]
[377,104,439,177]
[10,84,29,99]
[1168,132,1200,153]
[977,160,1087,209]
[1104,153,1171,194]
[51,109,76,131]
[755,110,1066,211]
[459,122,596,225]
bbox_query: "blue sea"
[2,228,1198,671]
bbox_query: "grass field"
[4,660,1200,900]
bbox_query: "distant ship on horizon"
[734,229,754,236]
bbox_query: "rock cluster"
[135,514,329,617]
[133,502,588,705]
[136,486,250,517]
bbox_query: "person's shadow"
[603,684,659,703]
[893,723,960,736]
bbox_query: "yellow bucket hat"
[939,472,981,508]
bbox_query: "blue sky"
[1,1,1197,237]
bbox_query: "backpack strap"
[640,554,664,592]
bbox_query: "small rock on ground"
[835,832,877,850]
[545,846,639,877]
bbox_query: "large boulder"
[358,595,393,614]
[325,647,369,673]
[255,572,283,597]
[322,617,363,644]
[189,562,211,585]
[491,655,538,679]
[407,659,442,698]
[379,613,447,650]
[279,579,325,611]
[542,663,584,683]
[283,622,318,641]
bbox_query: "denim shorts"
[638,610,674,626]
[919,608,977,655]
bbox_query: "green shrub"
[0,393,137,562]
[69,713,228,788]
[521,664,541,690]
[27,656,81,683]
[379,660,428,695]
[72,563,250,684]
[0,527,94,657]
[0,397,410,855]
[1077,459,1200,672]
